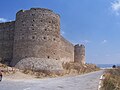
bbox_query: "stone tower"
[74,44,85,64]
[11,8,60,66]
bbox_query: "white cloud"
[111,0,120,15]
[81,40,91,44]
[0,18,8,23]
[72,40,91,45]
[61,30,65,35]
[102,40,107,44]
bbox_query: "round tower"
[74,44,85,64]
[11,8,60,66]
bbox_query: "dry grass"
[101,68,120,90]
[21,62,100,78]
[62,62,100,75]
[0,63,17,75]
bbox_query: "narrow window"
[32,14,35,16]
[45,28,47,31]
[53,38,56,41]
[47,56,50,59]
[32,36,35,39]
[43,37,46,39]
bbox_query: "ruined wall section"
[60,36,74,63]
[11,8,60,66]
[74,44,85,64]
[0,21,15,65]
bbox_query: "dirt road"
[0,70,103,90]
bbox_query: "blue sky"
[0,0,120,64]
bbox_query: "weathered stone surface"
[0,21,15,64]
[15,57,63,72]
[74,44,85,64]
[11,8,61,66]
[60,36,74,63]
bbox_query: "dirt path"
[0,70,103,90]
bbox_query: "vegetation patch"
[63,62,100,75]
[0,62,100,79]
[101,68,120,90]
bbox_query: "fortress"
[0,8,85,71]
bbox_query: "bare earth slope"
[0,70,103,90]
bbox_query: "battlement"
[75,44,85,48]
[16,8,59,19]
[30,8,53,12]
[0,21,15,30]
[17,8,53,13]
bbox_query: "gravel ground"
[0,70,103,90]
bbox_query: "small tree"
[112,65,116,68]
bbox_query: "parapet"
[0,21,15,26]
[30,8,53,12]
[74,44,85,48]
[16,8,59,17]
[17,8,52,13]
[0,21,15,29]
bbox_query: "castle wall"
[11,8,61,66]
[0,21,15,65]
[0,8,86,67]
[60,36,74,63]
[74,44,85,64]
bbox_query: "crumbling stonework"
[0,8,85,71]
